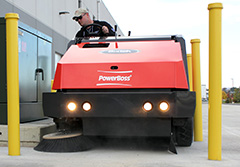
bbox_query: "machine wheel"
[174,117,193,146]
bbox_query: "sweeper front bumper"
[43,89,195,137]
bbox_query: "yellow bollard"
[5,13,20,156]
[191,39,203,142]
[51,80,57,92]
[208,3,223,161]
[187,54,193,91]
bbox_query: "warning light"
[159,101,170,112]
[82,102,92,112]
[67,102,77,112]
[143,102,153,112]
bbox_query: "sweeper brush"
[34,131,94,152]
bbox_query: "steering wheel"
[81,23,103,37]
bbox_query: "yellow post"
[51,80,56,92]
[208,3,223,161]
[191,39,203,142]
[187,54,193,91]
[5,13,20,156]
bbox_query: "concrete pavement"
[0,118,56,147]
[0,103,240,167]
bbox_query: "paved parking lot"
[1,103,240,167]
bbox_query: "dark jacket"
[75,20,115,38]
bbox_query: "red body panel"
[53,40,188,89]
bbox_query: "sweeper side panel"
[43,36,196,147]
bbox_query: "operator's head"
[72,8,92,26]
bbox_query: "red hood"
[53,40,188,89]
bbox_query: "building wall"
[3,0,122,40]
[0,0,123,78]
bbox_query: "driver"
[72,8,115,38]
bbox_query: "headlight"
[159,101,170,112]
[82,102,92,112]
[67,102,77,112]
[143,102,153,112]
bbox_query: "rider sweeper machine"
[34,25,196,153]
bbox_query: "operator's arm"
[98,21,115,36]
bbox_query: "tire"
[174,117,193,147]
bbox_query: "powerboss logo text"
[97,70,133,87]
[101,49,139,54]
[98,75,132,82]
